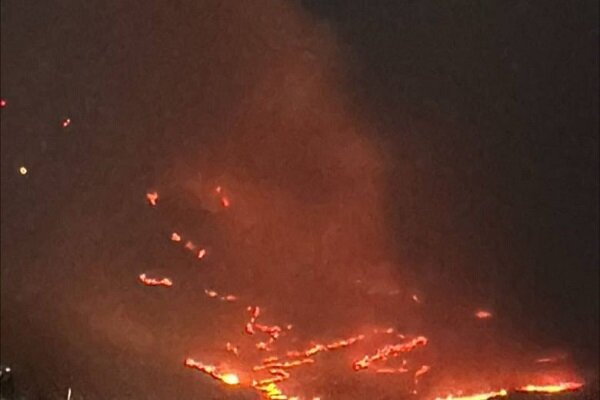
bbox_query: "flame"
[221,196,231,208]
[435,389,508,400]
[475,310,492,319]
[352,336,428,371]
[517,382,583,393]
[184,358,239,386]
[221,373,240,385]
[138,273,173,287]
[146,191,158,206]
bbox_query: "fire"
[184,358,239,386]
[138,273,173,287]
[221,373,240,385]
[221,196,231,208]
[435,389,508,400]
[146,191,158,206]
[517,382,583,393]
[475,310,492,319]
[352,336,428,371]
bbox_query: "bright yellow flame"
[435,389,507,400]
[221,373,240,385]
[19,166,28,175]
[519,382,583,393]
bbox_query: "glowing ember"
[517,382,584,393]
[352,336,428,371]
[138,273,172,287]
[415,364,431,379]
[184,358,239,386]
[170,232,182,242]
[221,196,230,208]
[146,191,158,206]
[435,389,508,400]
[475,310,492,319]
[61,117,71,128]
[18,166,28,175]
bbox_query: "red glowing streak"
[138,273,172,287]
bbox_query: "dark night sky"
[302,0,599,364]
[1,1,598,399]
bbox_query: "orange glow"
[184,241,196,250]
[221,373,240,385]
[517,382,583,393]
[197,248,207,259]
[415,364,431,379]
[221,196,230,208]
[475,310,492,319]
[184,358,239,386]
[435,389,507,400]
[138,273,172,287]
[352,336,428,371]
[146,191,158,206]
[18,166,28,175]
[170,232,181,242]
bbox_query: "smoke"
[1,0,593,399]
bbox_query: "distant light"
[19,166,28,175]
[61,117,71,128]
[5,367,10,373]
[1,98,6,108]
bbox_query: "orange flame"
[475,310,492,319]
[184,358,239,386]
[435,389,508,400]
[138,273,172,287]
[146,191,158,206]
[517,382,583,393]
